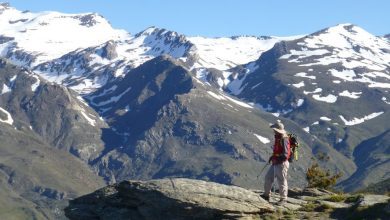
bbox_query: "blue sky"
[6,0,390,37]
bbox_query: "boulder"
[65,178,275,220]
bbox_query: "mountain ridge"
[0,5,390,220]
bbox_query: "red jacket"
[272,135,291,164]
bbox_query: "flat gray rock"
[320,200,350,209]
[65,178,275,220]
[358,194,389,206]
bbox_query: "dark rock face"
[0,59,107,162]
[85,55,325,188]
[65,178,274,220]
[0,35,14,44]
[100,40,118,60]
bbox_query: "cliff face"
[65,178,390,220]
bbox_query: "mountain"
[0,2,389,203]
[0,2,127,67]
[29,27,297,94]
[32,27,195,94]
[0,59,105,219]
[1,3,302,94]
[224,24,390,189]
[82,55,355,189]
[0,58,108,162]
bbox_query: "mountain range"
[0,2,389,219]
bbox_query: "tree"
[306,162,342,189]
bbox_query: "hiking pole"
[257,162,269,179]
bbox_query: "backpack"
[287,133,300,162]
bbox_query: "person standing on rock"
[262,121,291,205]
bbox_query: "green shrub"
[325,193,346,202]
[299,202,317,212]
[344,194,363,203]
[306,163,342,189]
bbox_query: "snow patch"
[227,73,248,95]
[31,75,40,92]
[254,134,270,144]
[292,81,305,88]
[312,94,338,103]
[195,68,209,82]
[1,84,11,94]
[280,49,330,61]
[10,75,17,83]
[382,97,390,104]
[221,94,253,109]
[207,91,226,100]
[320,117,332,121]
[339,90,362,99]
[93,87,131,106]
[303,88,322,95]
[189,36,289,70]
[329,69,356,81]
[80,110,96,126]
[251,82,263,90]
[297,99,304,107]
[76,96,89,106]
[0,107,14,125]
[295,72,316,80]
[339,112,384,126]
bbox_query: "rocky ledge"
[65,178,390,220]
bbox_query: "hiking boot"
[277,199,287,205]
[260,194,270,202]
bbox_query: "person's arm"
[280,137,289,161]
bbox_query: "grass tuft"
[325,193,346,202]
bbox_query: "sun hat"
[270,121,287,134]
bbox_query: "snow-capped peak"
[0,4,128,66]
[135,26,180,38]
[188,35,303,71]
[279,23,390,73]
[305,23,390,52]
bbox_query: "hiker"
[262,121,291,205]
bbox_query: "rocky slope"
[0,123,105,220]
[0,59,107,162]
[0,58,107,219]
[65,178,390,220]
[84,55,355,189]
